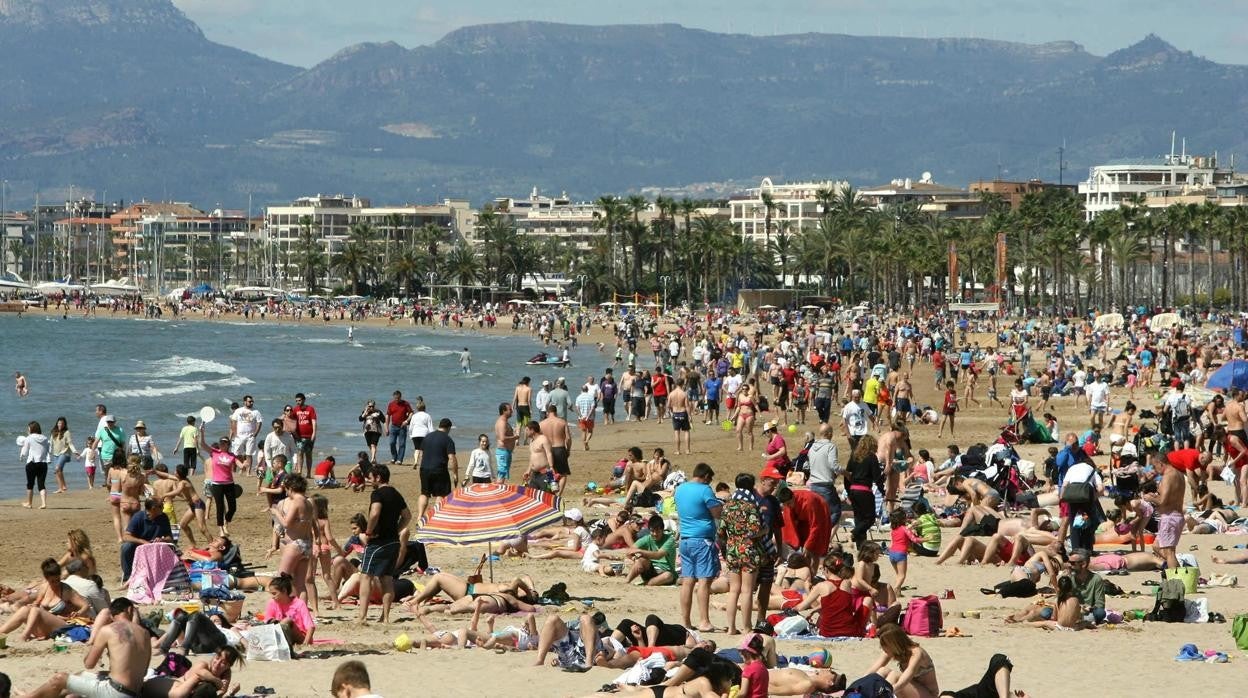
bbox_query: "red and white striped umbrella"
[416,483,564,547]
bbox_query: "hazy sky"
[171,0,1248,68]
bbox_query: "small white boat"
[0,272,31,292]
[35,278,89,295]
[91,277,142,296]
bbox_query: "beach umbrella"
[1149,312,1182,332]
[1206,359,1248,393]
[417,483,564,581]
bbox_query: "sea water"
[0,315,600,500]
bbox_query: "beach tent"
[1149,312,1182,332]
[1206,359,1248,393]
[1093,313,1124,331]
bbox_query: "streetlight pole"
[661,275,670,314]
[576,274,587,307]
[427,272,436,302]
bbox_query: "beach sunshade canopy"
[511,299,533,305]
[1093,312,1124,331]
[758,304,777,309]
[1207,359,1248,393]
[1149,312,1182,332]
[800,304,822,309]
[599,301,617,306]
[538,300,563,305]
[417,483,563,546]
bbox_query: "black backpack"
[844,674,895,698]
[1145,578,1186,622]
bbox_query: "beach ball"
[721,419,733,431]
[394,633,413,652]
[587,481,598,492]
[807,647,830,668]
[788,424,798,434]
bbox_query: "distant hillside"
[0,1,1246,206]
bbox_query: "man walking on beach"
[548,377,574,420]
[358,465,411,625]
[574,384,597,451]
[669,377,692,455]
[674,462,722,633]
[291,392,318,478]
[541,404,572,497]
[417,418,457,525]
[494,403,518,483]
[386,390,413,465]
[513,377,533,443]
[525,422,553,490]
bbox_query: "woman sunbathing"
[0,558,92,641]
[402,570,537,610]
[1003,576,1090,630]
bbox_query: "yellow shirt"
[863,377,881,405]
[179,425,199,449]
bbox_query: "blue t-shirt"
[705,376,722,400]
[674,481,721,540]
[127,510,172,542]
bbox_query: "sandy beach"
[1,309,1244,697]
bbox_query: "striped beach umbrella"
[417,483,564,581]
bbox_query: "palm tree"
[1108,226,1147,309]
[294,216,327,293]
[386,245,422,296]
[1198,201,1223,310]
[770,221,794,294]
[444,243,483,288]
[759,190,778,252]
[624,195,648,290]
[414,222,446,261]
[6,239,28,277]
[593,196,627,285]
[1224,206,1248,308]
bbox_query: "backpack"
[1233,614,1248,651]
[901,595,943,637]
[844,673,896,698]
[153,651,193,678]
[1146,578,1187,622]
[1170,394,1190,420]
[772,614,810,636]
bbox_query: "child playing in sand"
[937,381,959,438]
[579,526,621,576]
[888,508,923,597]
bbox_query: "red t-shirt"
[932,351,945,370]
[291,405,317,439]
[314,459,334,478]
[387,399,413,427]
[1168,448,1201,472]
[817,587,867,638]
[652,374,669,398]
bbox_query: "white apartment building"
[728,177,848,242]
[1078,151,1238,220]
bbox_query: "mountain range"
[1,0,1246,208]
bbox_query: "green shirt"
[1072,572,1106,611]
[636,532,677,574]
[179,425,199,449]
[915,513,941,551]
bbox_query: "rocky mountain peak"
[0,0,201,35]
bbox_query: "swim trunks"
[494,448,513,480]
[671,412,690,432]
[551,446,571,476]
[1155,511,1183,548]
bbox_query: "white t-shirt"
[841,402,869,436]
[468,447,493,480]
[231,406,261,439]
[262,431,292,466]
[410,411,434,438]
[1086,382,1109,409]
[1062,462,1102,490]
[581,542,602,573]
[568,525,591,551]
[723,374,743,397]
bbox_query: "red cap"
[759,464,784,480]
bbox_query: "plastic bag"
[244,623,291,662]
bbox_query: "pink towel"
[127,543,181,604]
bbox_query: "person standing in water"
[14,371,29,397]
[459,347,472,374]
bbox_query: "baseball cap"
[759,464,784,480]
[564,508,584,522]
[751,620,775,636]
[106,415,116,423]
[737,633,764,653]
[542,380,551,387]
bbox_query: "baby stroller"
[1001,405,1055,445]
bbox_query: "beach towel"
[127,543,184,604]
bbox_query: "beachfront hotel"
[1077,147,1240,220]
[728,177,849,242]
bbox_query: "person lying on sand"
[1002,577,1090,631]
[402,571,536,610]
[1087,552,1164,572]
